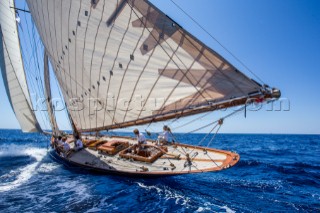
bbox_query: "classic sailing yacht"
[0,0,280,176]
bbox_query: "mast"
[44,51,60,135]
[0,0,41,133]
[26,0,280,133]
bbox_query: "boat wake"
[0,145,47,192]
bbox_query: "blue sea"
[0,129,319,212]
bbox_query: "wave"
[0,145,47,192]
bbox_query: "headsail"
[0,0,41,132]
[26,0,278,132]
[44,52,59,135]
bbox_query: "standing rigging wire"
[126,2,250,127]
[187,105,246,134]
[21,3,51,131]
[172,111,214,131]
[18,4,51,130]
[52,67,73,132]
[169,0,266,85]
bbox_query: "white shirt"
[63,142,70,152]
[160,130,169,141]
[76,139,83,149]
[57,140,64,146]
[137,133,146,144]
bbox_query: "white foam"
[37,163,60,173]
[0,146,47,192]
[136,182,190,206]
[199,202,235,213]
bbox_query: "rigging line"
[197,122,219,147]
[176,28,249,99]
[28,2,50,102]
[21,48,49,130]
[42,0,69,131]
[23,3,49,129]
[151,2,254,99]
[189,121,220,156]
[205,151,222,169]
[28,38,47,113]
[206,124,222,149]
[187,105,246,134]
[16,13,49,130]
[172,111,212,131]
[152,37,217,110]
[170,0,265,85]
[35,1,68,131]
[24,10,40,76]
[44,0,70,129]
[141,3,248,112]
[38,0,74,129]
[22,51,49,130]
[120,5,199,123]
[127,5,220,121]
[53,67,72,130]
[128,4,219,120]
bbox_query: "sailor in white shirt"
[61,137,70,157]
[63,140,70,152]
[157,125,170,145]
[59,137,70,157]
[133,129,146,153]
[74,135,84,151]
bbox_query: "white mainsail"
[0,0,41,132]
[27,0,264,132]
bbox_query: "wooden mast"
[44,51,60,136]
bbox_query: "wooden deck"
[52,136,240,177]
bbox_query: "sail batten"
[27,0,266,132]
[0,0,41,133]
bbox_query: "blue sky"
[0,0,319,134]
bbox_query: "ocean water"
[0,129,319,212]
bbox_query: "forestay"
[0,0,41,132]
[27,0,262,132]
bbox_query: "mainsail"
[0,0,41,132]
[26,0,276,132]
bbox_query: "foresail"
[27,0,262,132]
[0,0,41,133]
[44,52,59,135]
